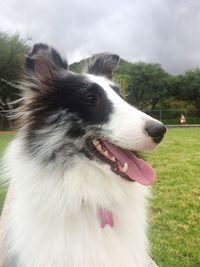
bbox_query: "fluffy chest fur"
[4,139,150,267]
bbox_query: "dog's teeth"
[123,162,128,173]
[111,156,116,162]
[96,144,103,152]
[92,139,100,146]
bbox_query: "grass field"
[0,133,14,212]
[0,129,200,267]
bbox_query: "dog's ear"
[25,43,68,86]
[86,53,120,79]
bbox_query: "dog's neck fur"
[4,138,150,267]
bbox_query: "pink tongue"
[103,141,156,186]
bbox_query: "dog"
[1,44,166,267]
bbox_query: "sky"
[1,0,200,74]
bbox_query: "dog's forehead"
[85,73,123,107]
[85,74,115,93]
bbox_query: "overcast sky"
[0,0,200,74]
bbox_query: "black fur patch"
[87,53,120,79]
[53,74,113,124]
[23,73,113,136]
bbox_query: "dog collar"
[98,208,114,228]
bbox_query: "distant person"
[180,114,186,125]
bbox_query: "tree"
[0,32,29,129]
[114,74,130,95]
[117,62,169,109]
[181,69,200,111]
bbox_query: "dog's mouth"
[87,138,156,186]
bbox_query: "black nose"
[145,121,167,143]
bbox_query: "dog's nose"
[145,121,167,143]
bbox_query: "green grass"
[146,128,200,267]
[0,133,14,212]
[0,130,200,266]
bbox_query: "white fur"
[4,139,150,267]
[3,75,162,267]
[86,74,159,151]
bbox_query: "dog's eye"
[82,95,97,105]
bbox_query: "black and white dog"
[2,44,166,267]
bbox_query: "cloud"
[0,0,200,74]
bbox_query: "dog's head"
[19,44,166,185]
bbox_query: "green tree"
[0,32,29,129]
[181,69,200,110]
[117,62,169,109]
[114,74,130,95]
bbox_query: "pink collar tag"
[98,208,114,228]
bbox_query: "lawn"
[0,133,14,212]
[0,129,200,267]
[146,128,200,267]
